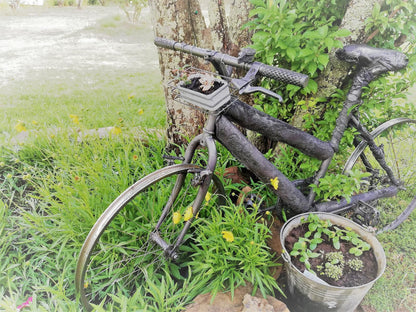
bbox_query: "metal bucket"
[280,212,386,312]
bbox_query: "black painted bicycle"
[75,37,415,311]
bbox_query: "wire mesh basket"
[167,67,237,112]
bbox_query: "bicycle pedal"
[352,201,380,228]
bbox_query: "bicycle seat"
[336,45,408,73]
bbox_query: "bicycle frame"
[175,47,407,216]
[154,40,410,251]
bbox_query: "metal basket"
[167,67,236,112]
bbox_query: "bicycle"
[75,37,415,311]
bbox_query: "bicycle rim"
[344,118,416,233]
[75,164,224,311]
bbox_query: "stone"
[184,284,290,312]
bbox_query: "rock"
[242,294,274,312]
[184,284,289,312]
[242,294,290,312]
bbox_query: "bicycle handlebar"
[154,37,309,88]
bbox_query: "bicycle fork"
[150,114,219,260]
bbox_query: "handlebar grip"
[154,37,309,88]
[258,64,309,88]
[154,37,176,50]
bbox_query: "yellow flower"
[205,192,212,202]
[69,114,80,125]
[15,121,27,133]
[270,177,279,190]
[221,230,234,242]
[173,212,181,224]
[138,109,144,115]
[133,155,139,161]
[183,206,193,221]
[110,126,122,135]
[128,92,136,99]
[84,281,89,289]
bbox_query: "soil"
[182,77,224,95]
[284,222,378,287]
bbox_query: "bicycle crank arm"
[314,185,398,212]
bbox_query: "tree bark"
[149,0,253,147]
[149,0,210,148]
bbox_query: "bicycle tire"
[343,117,416,233]
[75,164,225,311]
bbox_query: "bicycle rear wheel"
[344,118,416,233]
[75,164,225,311]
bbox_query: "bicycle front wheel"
[344,118,416,233]
[75,164,225,311]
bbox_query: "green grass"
[0,70,165,143]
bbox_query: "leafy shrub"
[246,0,416,200]
[187,202,280,299]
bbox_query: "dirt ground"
[0,5,159,88]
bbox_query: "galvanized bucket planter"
[280,212,386,312]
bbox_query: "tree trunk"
[149,0,210,148]
[149,0,253,147]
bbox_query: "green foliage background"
[246,0,416,182]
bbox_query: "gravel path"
[0,6,158,88]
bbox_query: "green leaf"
[334,28,351,37]
[333,237,340,249]
[308,222,318,232]
[318,54,329,67]
[317,25,328,37]
[306,79,318,93]
[287,47,297,62]
[372,2,381,18]
[252,31,270,43]
[349,247,363,256]
[307,62,317,76]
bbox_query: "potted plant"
[176,73,231,111]
[280,212,386,312]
